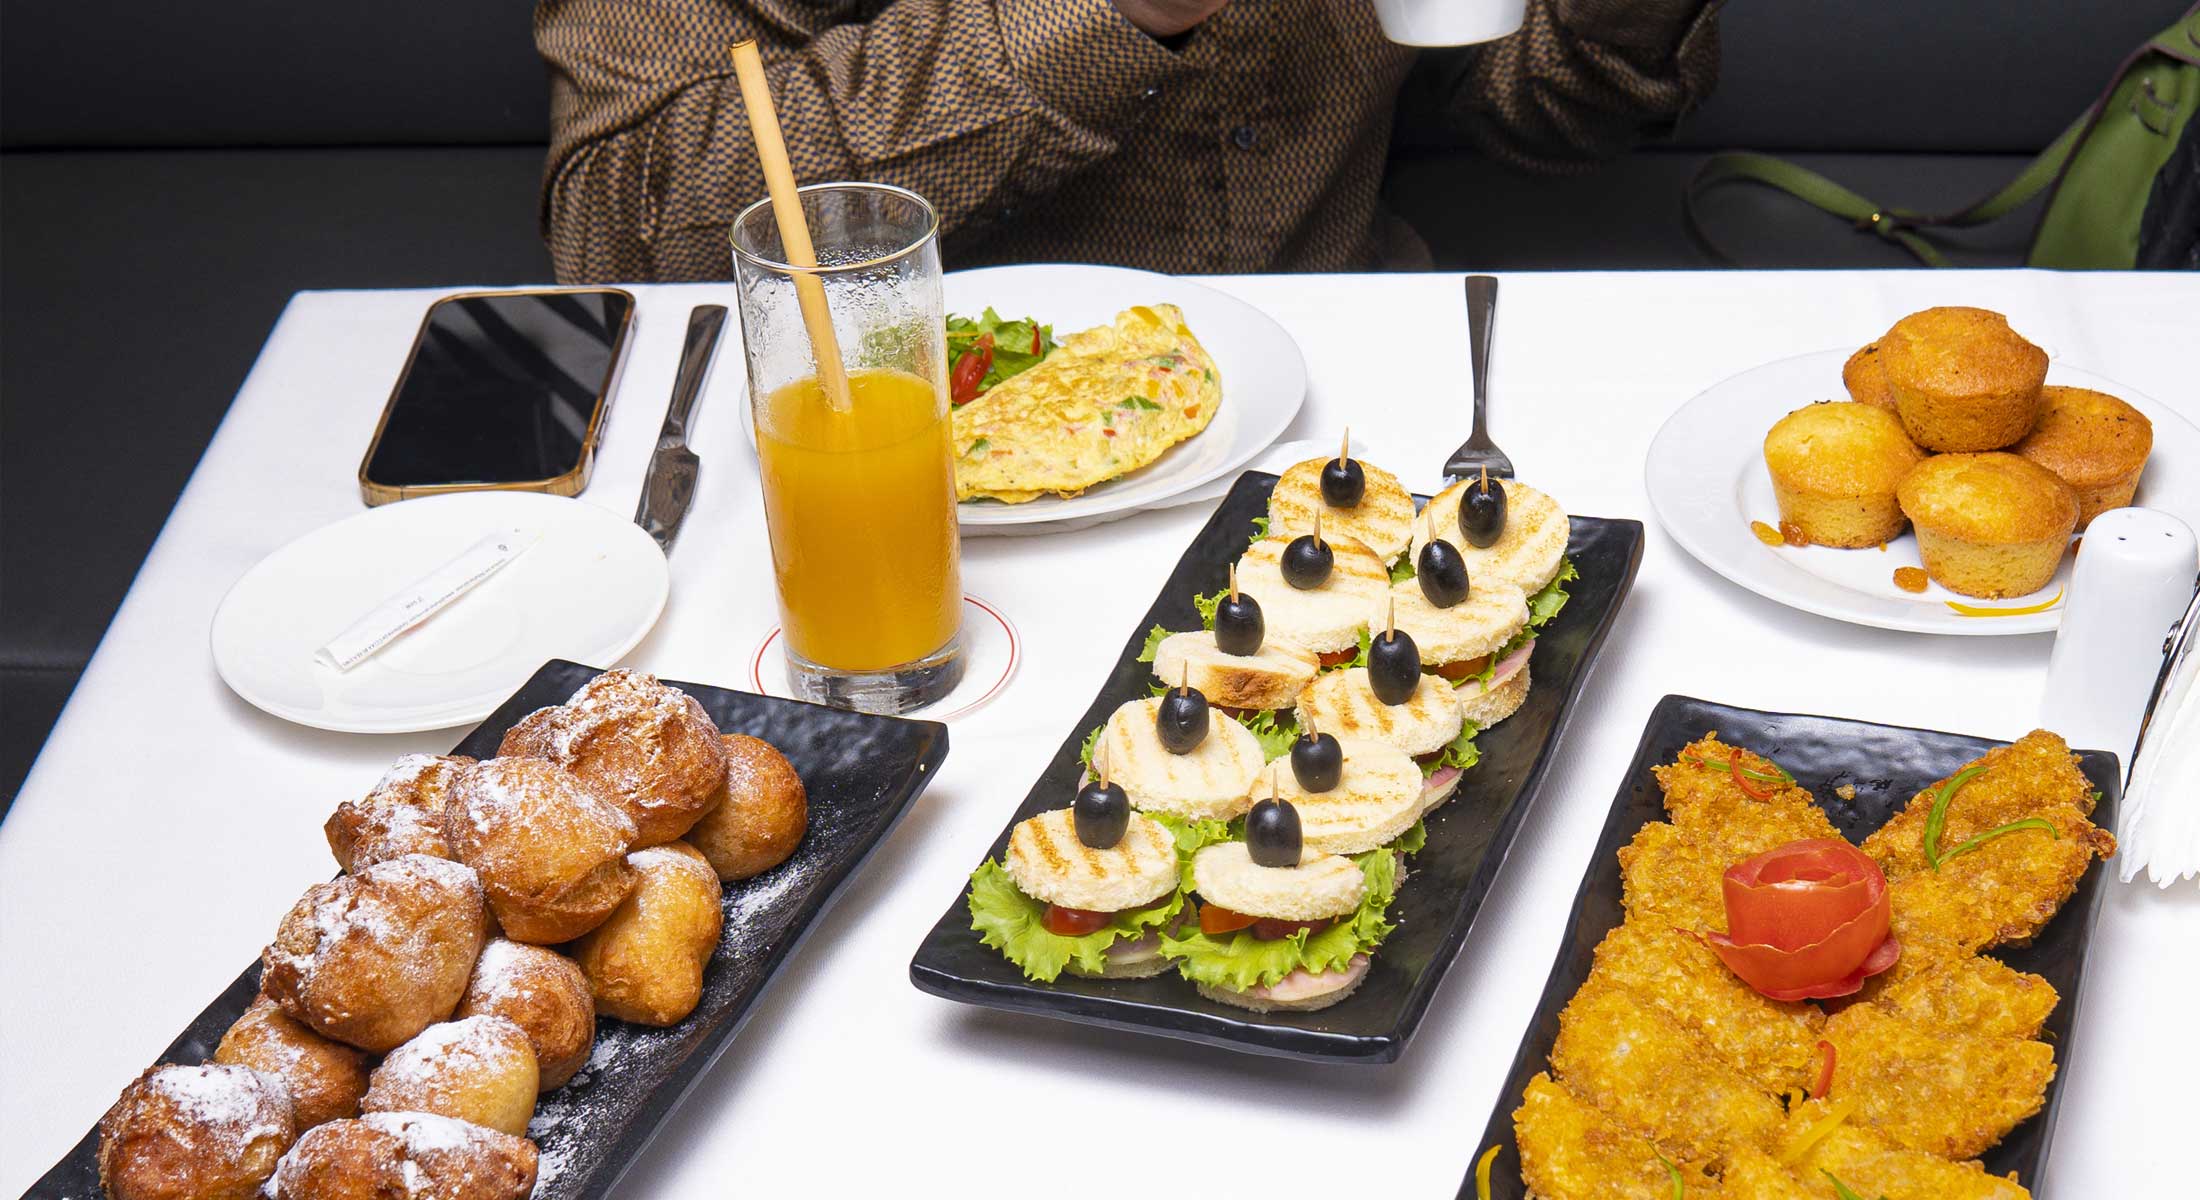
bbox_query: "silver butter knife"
[635,305,728,554]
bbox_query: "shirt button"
[1229,125,1258,150]
[1140,85,1161,102]
[998,206,1020,222]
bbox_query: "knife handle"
[662,305,728,444]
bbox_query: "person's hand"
[1113,0,1230,38]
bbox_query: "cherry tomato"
[1042,903,1110,936]
[1317,649,1358,669]
[950,332,995,406]
[1253,916,1334,940]
[1432,655,1493,683]
[1199,904,1257,935]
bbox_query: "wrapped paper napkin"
[314,527,540,672]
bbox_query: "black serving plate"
[31,660,947,1200]
[909,470,1644,1062]
[1458,694,2120,1198]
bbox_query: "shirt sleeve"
[1401,0,1725,173]
[536,0,1186,282]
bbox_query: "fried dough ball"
[361,1016,538,1137]
[454,938,595,1091]
[687,733,807,881]
[324,754,472,873]
[444,757,637,944]
[497,669,727,846]
[569,841,724,1026]
[265,1111,536,1200]
[214,995,372,1129]
[262,854,490,1053]
[98,1063,297,1200]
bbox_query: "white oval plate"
[1648,348,2200,636]
[211,492,670,732]
[740,264,1307,534]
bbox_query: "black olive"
[1417,537,1470,608]
[1290,730,1343,793]
[1214,591,1264,656]
[1460,475,1507,549]
[1157,686,1210,754]
[1073,778,1130,849]
[1246,795,1302,868]
[1320,456,1365,508]
[1281,533,1333,590]
[1368,628,1422,705]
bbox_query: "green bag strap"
[1684,117,2088,268]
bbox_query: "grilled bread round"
[1880,306,2048,451]
[1457,657,1532,730]
[1233,533,1389,654]
[1191,841,1365,921]
[1265,738,1423,855]
[1267,455,1416,562]
[1379,575,1526,667]
[1762,401,1925,547]
[1151,630,1319,712]
[1092,697,1265,821]
[1842,341,1897,410]
[1414,479,1569,594]
[2011,385,2152,529]
[1004,808,1178,913]
[1296,667,1466,758]
[1897,452,2077,598]
[1196,953,1371,1012]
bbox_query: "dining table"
[3,268,2193,1199]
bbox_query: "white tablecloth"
[5,270,2195,1198]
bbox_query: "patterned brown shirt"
[536,0,1722,282]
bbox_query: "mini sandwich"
[1266,737,1432,849]
[1233,522,1389,663]
[1148,567,1319,715]
[1161,792,1397,1012]
[1265,438,1416,563]
[1090,693,1264,822]
[969,790,1186,982]
[1380,570,1534,732]
[1414,475,1571,597]
[1296,666,1467,765]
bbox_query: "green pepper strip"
[1936,817,2059,866]
[1921,765,1987,867]
[1686,753,1793,786]
[1655,1150,1684,1199]
[1821,1170,1886,1200]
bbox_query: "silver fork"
[1443,275,1515,482]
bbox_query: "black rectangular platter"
[1459,694,2120,1198]
[909,470,1646,1061]
[32,659,948,1200]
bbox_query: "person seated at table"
[534,0,1721,281]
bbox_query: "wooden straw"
[730,40,852,412]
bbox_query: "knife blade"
[635,304,728,554]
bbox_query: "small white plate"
[212,492,669,732]
[1648,348,2200,636]
[739,264,1307,534]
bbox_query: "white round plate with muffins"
[1648,338,2198,635]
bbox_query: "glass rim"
[729,182,941,277]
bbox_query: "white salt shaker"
[2039,507,2199,768]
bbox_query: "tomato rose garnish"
[1703,838,1899,1002]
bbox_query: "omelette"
[952,303,1220,503]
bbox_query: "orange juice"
[756,367,962,670]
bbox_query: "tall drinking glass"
[731,183,964,713]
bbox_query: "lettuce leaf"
[1194,590,1226,630]
[1236,708,1300,761]
[967,859,1184,983]
[1136,624,1173,664]
[1392,819,1428,856]
[1078,724,1105,771]
[1328,626,1373,672]
[1389,554,1417,584]
[1147,812,1231,889]
[1161,849,1399,990]
[1423,721,1481,776]
[946,308,1056,395]
[1526,558,1577,628]
[1248,515,1269,546]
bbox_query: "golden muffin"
[1897,453,2077,598]
[1762,401,1926,547]
[2012,385,2153,529]
[1841,342,1897,410]
[1880,307,2048,451]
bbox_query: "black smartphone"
[358,287,637,505]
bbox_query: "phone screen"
[365,290,634,488]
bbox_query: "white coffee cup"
[1373,0,1526,46]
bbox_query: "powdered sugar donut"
[98,1063,297,1200]
[497,669,727,847]
[324,754,474,873]
[361,1015,538,1137]
[214,994,372,1129]
[443,757,637,944]
[454,938,594,1091]
[264,1110,536,1200]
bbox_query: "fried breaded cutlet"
[1586,921,1826,1095]
[1822,1004,2055,1159]
[1514,1072,1724,1200]
[1654,733,1824,832]
[1863,730,2099,875]
[1619,804,1843,931]
[1722,1128,2031,1200]
[1551,980,1786,1165]
[1867,950,2057,1040]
